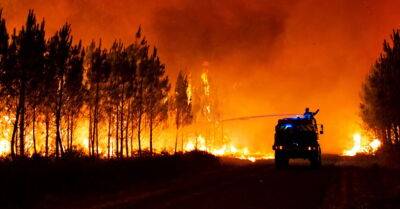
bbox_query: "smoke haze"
[2,0,400,153]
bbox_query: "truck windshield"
[277,123,315,132]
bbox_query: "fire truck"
[272,115,323,168]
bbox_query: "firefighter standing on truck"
[304,107,319,119]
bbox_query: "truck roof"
[277,117,314,124]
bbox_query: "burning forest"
[2,2,400,209]
[0,10,270,161]
[3,0,400,159]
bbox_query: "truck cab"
[272,117,323,168]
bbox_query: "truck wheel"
[309,151,321,168]
[275,152,289,169]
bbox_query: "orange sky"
[2,0,400,153]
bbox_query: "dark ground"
[2,153,400,209]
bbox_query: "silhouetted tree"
[108,41,127,158]
[47,23,84,157]
[64,43,85,151]
[86,41,110,157]
[42,43,57,157]
[133,27,150,157]
[107,40,137,158]
[0,9,7,60]
[11,10,46,157]
[0,10,175,158]
[0,10,14,156]
[26,28,47,156]
[144,47,170,156]
[174,70,193,153]
[361,29,400,146]
[0,10,8,80]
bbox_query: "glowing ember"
[343,133,382,156]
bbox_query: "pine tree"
[133,27,149,157]
[0,10,12,155]
[64,42,85,151]
[0,9,8,63]
[361,29,400,146]
[12,10,46,157]
[47,23,83,157]
[144,47,170,156]
[86,41,110,157]
[174,70,193,153]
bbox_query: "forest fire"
[342,133,382,156]
[0,43,271,161]
[183,135,273,162]
[2,2,400,209]
[0,2,396,160]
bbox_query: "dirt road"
[43,156,399,209]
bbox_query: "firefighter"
[304,107,319,119]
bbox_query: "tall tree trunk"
[10,103,21,158]
[130,109,134,157]
[70,115,74,149]
[19,80,26,157]
[66,114,70,150]
[137,82,143,157]
[88,107,92,156]
[397,125,400,144]
[393,124,399,145]
[120,107,124,158]
[55,78,65,158]
[149,114,153,156]
[107,111,111,159]
[381,129,387,145]
[45,112,49,157]
[91,108,95,156]
[94,110,98,156]
[175,127,179,154]
[55,106,63,157]
[130,131,133,157]
[95,118,98,156]
[115,105,119,157]
[15,128,18,155]
[387,126,392,144]
[94,116,98,156]
[120,85,125,158]
[137,109,142,157]
[125,103,129,157]
[32,107,37,155]
[95,82,100,157]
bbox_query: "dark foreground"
[2,154,400,209]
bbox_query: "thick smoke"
[150,0,290,69]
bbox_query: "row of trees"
[361,30,400,146]
[0,10,193,158]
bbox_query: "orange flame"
[343,132,381,156]
[183,134,273,162]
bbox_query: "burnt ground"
[2,154,400,209]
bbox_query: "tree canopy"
[361,30,400,146]
[0,10,184,158]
